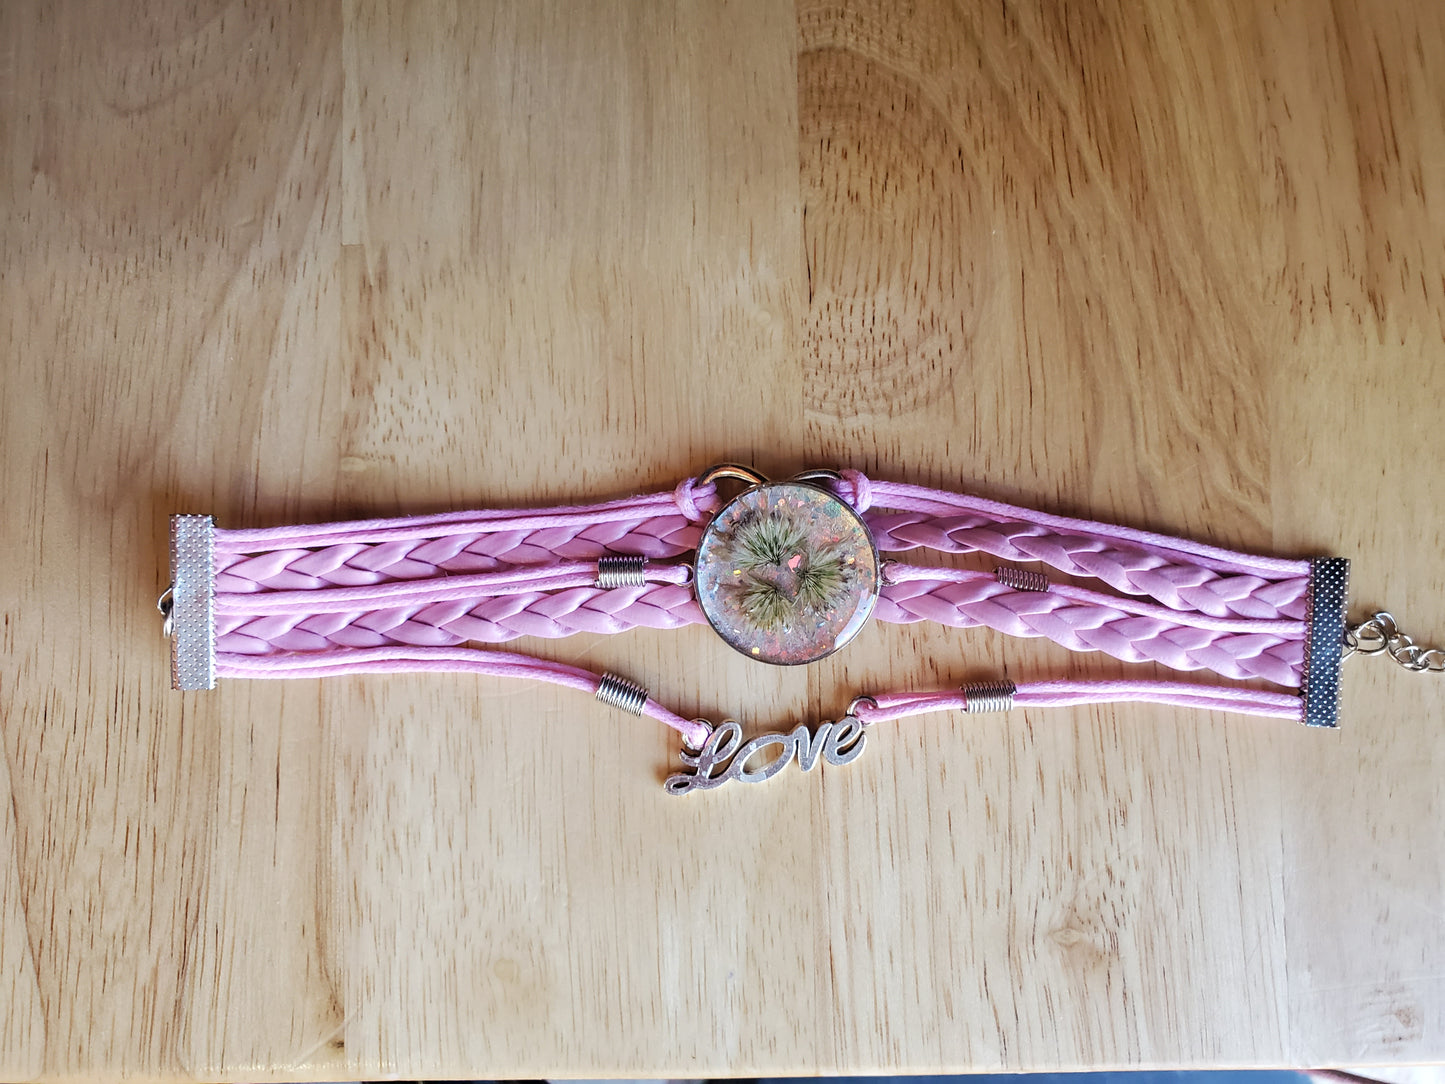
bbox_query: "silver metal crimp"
[595,672,649,715]
[167,514,216,691]
[962,679,1017,714]
[995,565,1049,592]
[596,555,648,589]
[1302,556,1351,728]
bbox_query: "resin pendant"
[693,479,881,665]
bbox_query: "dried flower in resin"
[694,482,881,664]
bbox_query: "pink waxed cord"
[215,646,711,747]
[214,561,692,616]
[214,484,720,550]
[851,680,1302,724]
[838,469,874,513]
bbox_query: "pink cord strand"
[852,680,1301,723]
[216,645,1300,730]
[215,646,710,747]
[213,561,691,616]
[214,483,718,550]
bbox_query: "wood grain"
[1,0,1442,1077]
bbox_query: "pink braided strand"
[211,474,1309,625]
[877,573,1302,685]
[864,511,1309,620]
[864,473,1314,624]
[215,514,709,592]
[826,471,1311,621]
[214,583,704,654]
[884,564,1305,635]
[213,480,718,592]
[215,562,1301,687]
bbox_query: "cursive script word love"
[664,718,867,795]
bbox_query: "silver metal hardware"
[681,718,714,751]
[697,463,768,489]
[1302,556,1351,727]
[157,587,174,638]
[790,467,842,487]
[595,671,649,715]
[664,715,868,795]
[846,693,880,724]
[994,565,1049,592]
[961,679,1017,713]
[696,464,846,492]
[1344,611,1445,674]
[596,555,648,588]
[168,515,216,691]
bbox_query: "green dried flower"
[720,516,853,631]
[739,579,792,629]
[794,544,847,611]
[733,514,809,571]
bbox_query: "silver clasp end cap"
[168,514,216,691]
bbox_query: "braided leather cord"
[208,473,1311,688]
[215,572,1303,686]
[214,508,1309,622]
[212,481,1309,623]
[837,472,1307,575]
[876,576,1302,685]
[214,514,708,592]
[864,511,1309,620]
[216,583,703,654]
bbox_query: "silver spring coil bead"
[595,672,650,715]
[962,679,1017,714]
[994,565,1049,592]
[596,555,648,588]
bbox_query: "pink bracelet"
[161,464,1402,795]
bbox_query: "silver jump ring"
[157,586,175,639]
[697,463,767,489]
[846,693,880,725]
[682,718,714,750]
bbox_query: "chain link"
[1343,611,1445,673]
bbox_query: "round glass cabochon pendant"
[694,480,881,665]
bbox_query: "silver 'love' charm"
[663,717,867,795]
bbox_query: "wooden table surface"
[3,0,1443,1079]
